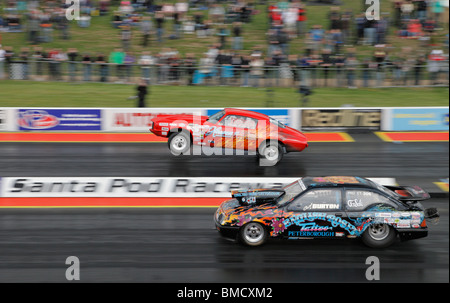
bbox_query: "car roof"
[301,176,378,189]
[224,108,270,120]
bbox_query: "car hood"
[231,188,285,206]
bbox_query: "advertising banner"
[0,110,5,131]
[17,109,102,131]
[0,177,396,198]
[390,108,449,131]
[103,108,206,132]
[300,108,382,131]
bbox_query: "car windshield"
[207,110,225,124]
[270,117,286,129]
[277,181,305,206]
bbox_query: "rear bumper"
[398,228,428,241]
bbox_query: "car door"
[223,115,258,151]
[206,114,258,151]
[281,188,355,239]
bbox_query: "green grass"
[0,80,447,108]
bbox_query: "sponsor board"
[0,177,396,198]
[0,110,5,131]
[300,108,381,131]
[103,108,206,132]
[17,109,101,131]
[389,108,449,131]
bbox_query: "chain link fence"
[2,59,449,88]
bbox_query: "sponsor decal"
[17,109,101,131]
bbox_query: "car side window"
[287,189,341,212]
[345,189,396,211]
[219,115,257,130]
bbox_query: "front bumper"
[214,212,239,241]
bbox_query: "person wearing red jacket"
[297,3,307,36]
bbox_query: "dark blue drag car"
[214,176,440,248]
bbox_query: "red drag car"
[150,108,308,165]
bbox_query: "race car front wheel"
[168,131,191,156]
[361,224,397,248]
[259,141,283,166]
[239,222,268,247]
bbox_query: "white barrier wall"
[0,107,448,132]
[0,177,397,198]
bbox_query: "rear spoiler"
[231,189,285,206]
[385,185,431,201]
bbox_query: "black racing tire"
[238,222,268,247]
[361,223,397,248]
[168,131,191,156]
[258,141,283,166]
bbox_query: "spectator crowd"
[0,0,448,88]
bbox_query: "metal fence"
[2,60,449,88]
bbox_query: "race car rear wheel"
[259,141,283,166]
[168,131,191,156]
[362,224,397,248]
[239,222,267,247]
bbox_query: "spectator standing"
[309,25,324,51]
[232,22,243,50]
[277,28,290,56]
[401,0,414,22]
[217,24,230,49]
[136,79,148,107]
[140,16,152,47]
[416,1,428,24]
[210,4,225,25]
[96,52,108,82]
[139,51,154,85]
[0,45,5,80]
[121,24,132,52]
[27,15,40,45]
[374,45,387,86]
[431,0,444,26]
[124,51,135,83]
[320,48,333,87]
[109,48,126,82]
[296,3,307,36]
[249,53,264,88]
[184,53,197,85]
[240,55,251,87]
[155,11,165,43]
[67,48,78,81]
[345,55,359,89]
[414,54,427,85]
[328,6,341,30]
[82,53,93,81]
[198,53,215,85]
